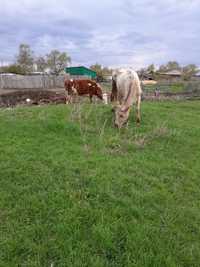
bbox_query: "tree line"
[0,44,71,75]
[138,61,199,81]
[92,61,199,81]
[0,44,112,79]
[0,44,199,81]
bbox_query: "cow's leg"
[72,93,75,103]
[136,94,141,125]
[68,93,73,104]
[69,95,73,104]
[66,97,70,104]
[89,95,93,103]
[65,90,70,104]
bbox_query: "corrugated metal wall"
[0,74,94,90]
[0,75,66,89]
[65,67,96,79]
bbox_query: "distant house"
[157,70,182,82]
[192,71,200,81]
[65,66,97,79]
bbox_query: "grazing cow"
[64,79,103,103]
[111,69,142,128]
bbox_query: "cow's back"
[116,70,142,105]
[74,79,94,95]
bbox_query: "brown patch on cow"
[64,79,103,102]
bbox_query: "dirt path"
[0,88,65,95]
[0,89,67,107]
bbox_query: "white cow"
[112,68,142,128]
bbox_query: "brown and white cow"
[64,79,103,103]
[111,69,142,128]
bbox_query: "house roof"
[159,70,182,76]
[65,66,97,78]
[65,66,96,74]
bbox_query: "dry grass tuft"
[134,125,170,148]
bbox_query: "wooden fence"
[0,74,91,90]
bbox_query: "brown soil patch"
[0,90,66,108]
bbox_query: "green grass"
[1,101,200,267]
[170,83,185,93]
[143,83,185,93]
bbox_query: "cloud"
[0,0,200,68]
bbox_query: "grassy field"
[143,81,200,94]
[101,81,183,94]
[143,83,185,93]
[1,101,200,267]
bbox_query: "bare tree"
[46,50,71,75]
[182,64,198,81]
[158,61,181,72]
[147,64,155,73]
[16,44,34,74]
[0,64,24,74]
[90,63,112,81]
[166,61,181,71]
[35,56,47,72]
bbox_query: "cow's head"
[65,79,77,94]
[96,83,103,100]
[114,104,130,128]
[65,79,73,89]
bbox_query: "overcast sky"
[0,0,200,69]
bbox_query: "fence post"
[0,75,4,89]
[42,74,45,89]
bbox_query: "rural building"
[65,66,97,79]
[192,71,200,81]
[157,70,182,82]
